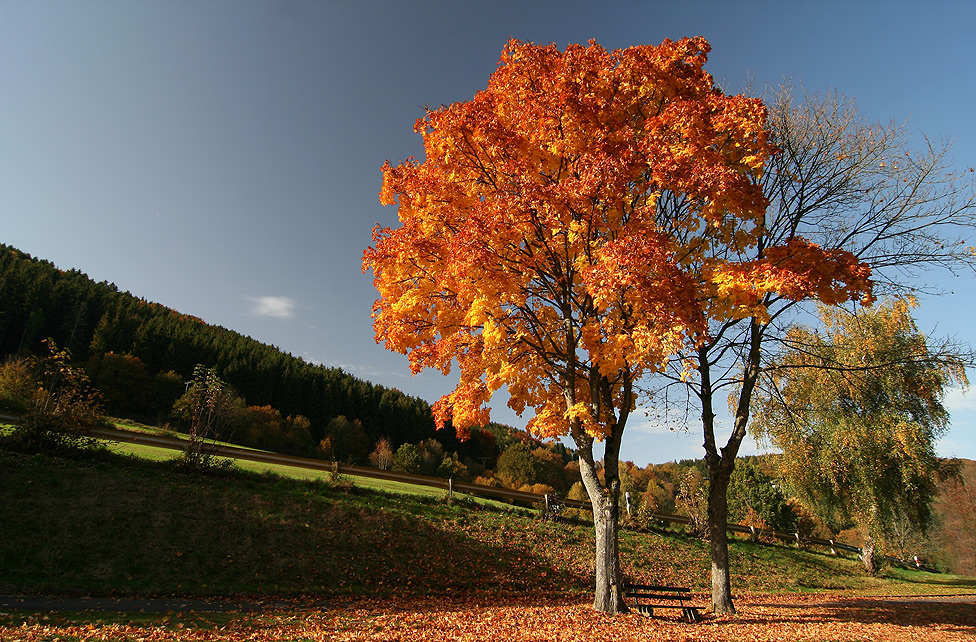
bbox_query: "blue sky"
[3,0,975,465]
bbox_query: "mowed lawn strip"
[99,418,527,506]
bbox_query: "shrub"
[171,365,244,470]
[473,474,500,488]
[727,461,798,534]
[562,481,590,520]
[674,469,709,537]
[0,357,35,413]
[2,341,103,453]
[520,483,554,496]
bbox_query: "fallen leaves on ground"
[3,594,975,641]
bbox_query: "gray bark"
[577,439,628,613]
[861,536,878,575]
[706,469,735,614]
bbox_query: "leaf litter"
[3,594,974,641]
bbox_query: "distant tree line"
[0,244,475,459]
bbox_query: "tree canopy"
[752,299,968,572]
[364,38,874,613]
[644,86,976,612]
[366,40,875,445]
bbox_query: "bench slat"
[625,582,700,623]
[626,585,691,593]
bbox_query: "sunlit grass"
[99,418,520,508]
[7,414,533,510]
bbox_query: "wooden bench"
[624,583,700,622]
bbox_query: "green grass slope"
[2,446,973,601]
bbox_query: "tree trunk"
[707,470,736,614]
[590,486,627,613]
[576,434,628,614]
[861,536,878,575]
[698,319,763,616]
[562,349,632,614]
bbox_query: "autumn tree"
[391,442,424,475]
[150,370,184,418]
[751,300,968,573]
[363,38,884,613]
[321,415,370,463]
[84,352,152,415]
[643,86,976,612]
[238,405,312,456]
[369,437,395,470]
[173,365,244,469]
[496,442,547,489]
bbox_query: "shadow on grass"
[0,446,589,600]
[738,596,976,633]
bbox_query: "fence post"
[448,477,453,501]
[544,493,550,516]
[795,532,802,547]
[829,539,837,556]
[625,492,631,519]
[750,525,758,542]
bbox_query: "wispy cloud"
[336,362,414,381]
[247,296,297,319]
[300,354,411,380]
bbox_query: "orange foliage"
[364,38,873,443]
[9,596,976,641]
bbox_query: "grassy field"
[2,439,975,640]
[3,440,974,599]
[98,418,527,505]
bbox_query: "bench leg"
[683,607,700,623]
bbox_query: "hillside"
[932,458,976,575]
[0,243,475,458]
[3,444,970,602]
